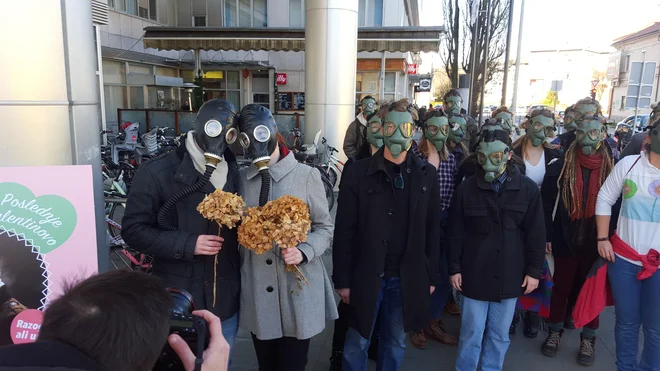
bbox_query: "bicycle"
[104,193,153,273]
[291,151,336,211]
[320,137,344,188]
[286,127,304,150]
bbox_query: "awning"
[143,26,444,53]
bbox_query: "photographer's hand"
[168,310,230,371]
[195,235,224,255]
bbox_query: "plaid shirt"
[411,141,456,211]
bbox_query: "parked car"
[616,114,651,134]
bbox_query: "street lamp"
[182,82,198,112]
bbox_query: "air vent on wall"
[92,0,109,25]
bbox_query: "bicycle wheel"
[108,202,125,239]
[326,166,339,188]
[321,176,335,211]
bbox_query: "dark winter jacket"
[448,166,546,302]
[121,138,240,320]
[0,340,102,371]
[342,117,367,158]
[333,148,442,338]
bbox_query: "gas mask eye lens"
[365,102,375,109]
[490,151,505,165]
[225,128,237,145]
[253,125,271,143]
[204,120,223,137]
[370,122,381,133]
[239,132,250,149]
[451,123,460,131]
[588,129,600,139]
[384,122,397,137]
[440,125,448,135]
[428,125,439,135]
[477,152,487,165]
[400,123,414,138]
[533,122,544,132]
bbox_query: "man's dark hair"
[38,270,173,371]
[443,89,462,101]
[361,95,375,103]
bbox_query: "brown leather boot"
[410,329,427,349]
[444,302,461,315]
[424,319,458,346]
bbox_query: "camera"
[153,288,209,371]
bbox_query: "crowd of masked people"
[1,93,657,371]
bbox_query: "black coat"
[121,139,241,320]
[448,166,546,302]
[0,340,102,371]
[333,148,442,338]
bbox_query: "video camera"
[153,288,209,371]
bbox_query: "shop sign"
[416,78,432,92]
[407,64,418,75]
[276,73,288,85]
[0,166,98,345]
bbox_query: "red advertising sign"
[407,64,418,75]
[276,73,287,85]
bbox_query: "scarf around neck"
[185,131,228,190]
[572,150,603,220]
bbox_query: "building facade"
[607,22,660,122]
[97,0,420,131]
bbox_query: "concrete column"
[0,0,107,270]
[305,0,359,161]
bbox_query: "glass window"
[360,72,379,93]
[252,73,269,93]
[384,72,396,93]
[253,93,269,107]
[103,60,126,84]
[225,0,237,26]
[254,0,267,27]
[227,71,240,89]
[289,0,302,27]
[371,0,383,26]
[114,0,126,12]
[129,64,151,75]
[194,16,207,26]
[104,86,128,126]
[156,67,178,77]
[149,0,157,21]
[148,87,169,108]
[138,0,149,18]
[227,91,241,109]
[129,86,145,109]
[239,0,251,27]
[127,0,138,15]
[181,70,194,83]
[358,0,366,26]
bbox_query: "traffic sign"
[591,80,599,89]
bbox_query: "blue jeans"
[222,313,239,365]
[456,296,517,371]
[608,258,660,371]
[343,278,406,371]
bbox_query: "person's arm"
[121,165,198,261]
[332,165,359,289]
[425,172,442,287]
[596,157,630,261]
[296,169,335,263]
[447,184,465,275]
[522,185,546,280]
[342,122,358,158]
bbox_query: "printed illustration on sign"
[276,73,287,85]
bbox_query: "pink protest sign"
[0,165,98,345]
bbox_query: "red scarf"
[278,144,290,160]
[612,232,660,280]
[572,151,603,220]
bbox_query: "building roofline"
[611,21,660,47]
[530,48,609,54]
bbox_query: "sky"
[420,0,660,58]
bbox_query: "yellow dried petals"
[238,207,274,255]
[197,190,246,229]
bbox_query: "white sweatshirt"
[595,152,660,266]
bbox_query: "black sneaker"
[541,328,564,357]
[329,349,342,371]
[523,311,539,338]
[564,315,576,330]
[509,313,520,335]
[577,335,596,366]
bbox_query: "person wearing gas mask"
[491,106,516,134]
[235,104,336,371]
[508,109,563,338]
[329,107,387,371]
[122,99,242,355]
[408,110,459,349]
[447,114,471,186]
[621,101,660,159]
[448,125,546,371]
[593,119,660,371]
[571,98,619,160]
[343,96,378,158]
[333,99,442,371]
[443,89,479,150]
[552,105,579,150]
[540,114,615,366]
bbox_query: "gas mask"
[447,115,467,144]
[477,129,511,183]
[650,102,660,125]
[361,98,377,117]
[444,96,463,116]
[494,111,514,133]
[527,115,555,147]
[575,103,599,121]
[575,117,606,155]
[367,114,384,149]
[650,124,660,155]
[424,116,449,150]
[564,111,578,131]
[193,99,239,168]
[238,104,279,171]
[383,110,415,157]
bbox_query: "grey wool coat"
[238,152,338,340]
